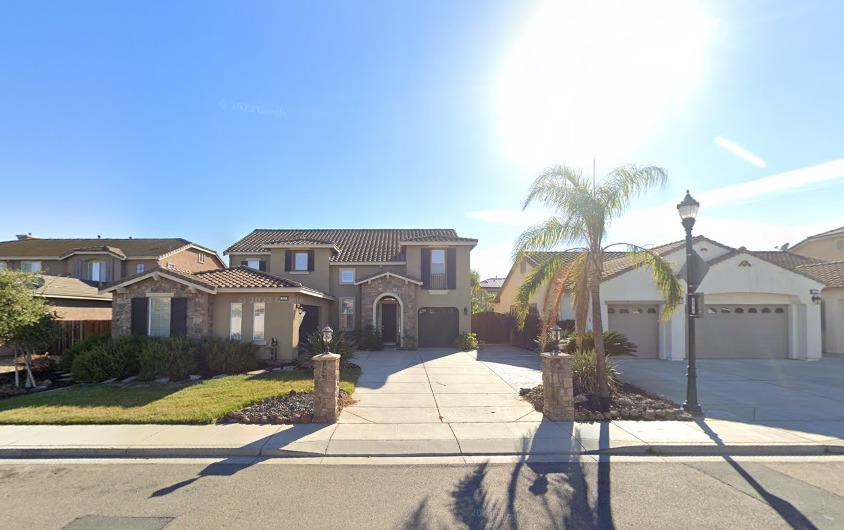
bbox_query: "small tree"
[0,271,58,387]
[470,270,494,314]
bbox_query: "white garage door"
[607,305,659,358]
[696,305,788,359]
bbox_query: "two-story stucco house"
[102,228,477,361]
[0,235,224,321]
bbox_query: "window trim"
[253,302,266,344]
[339,268,355,284]
[147,295,172,338]
[198,253,206,264]
[230,303,243,341]
[293,251,309,272]
[88,260,105,282]
[136,263,145,274]
[340,297,355,331]
[245,259,262,270]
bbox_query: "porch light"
[676,190,700,222]
[550,324,562,354]
[321,325,333,351]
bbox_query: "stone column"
[312,353,341,423]
[541,352,574,421]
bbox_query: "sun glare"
[495,0,714,172]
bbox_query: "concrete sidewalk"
[0,419,841,459]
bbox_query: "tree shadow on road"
[695,419,818,530]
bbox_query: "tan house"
[790,226,844,262]
[102,229,477,362]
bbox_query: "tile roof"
[0,238,213,259]
[401,235,478,244]
[193,267,303,289]
[480,277,506,289]
[749,251,822,270]
[33,275,112,301]
[795,261,844,287]
[59,245,127,259]
[225,229,470,263]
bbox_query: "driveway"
[614,357,844,423]
[340,348,540,424]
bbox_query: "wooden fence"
[51,320,112,355]
[472,310,543,350]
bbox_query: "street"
[2,457,842,529]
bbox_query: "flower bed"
[521,382,692,422]
[218,389,355,424]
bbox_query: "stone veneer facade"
[359,275,418,343]
[111,277,211,338]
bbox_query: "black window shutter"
[259,260,267,272]
[131,298,148,336]
[240,260,248,267]
[421,248,431,289]
[447,248,457,290]
[284,250,292,272]
[307,250,315,271]
[170,297,188,337]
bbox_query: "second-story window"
[88,261,104,282]
[136,263,145,274]
[243,259,266,271]
[198,253,206,264]
[294,251,309,271]
[430,249,446,289]
[339,268,355,284]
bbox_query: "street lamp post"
[677,190,703,416]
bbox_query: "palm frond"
[599,165,668,220]
[522,165,588,211]
[512,216,586,260]
[513,253,570,329]
[610,243,683,319]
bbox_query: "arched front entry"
[373,294,403,346]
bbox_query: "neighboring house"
[793,260,844,354]
[493,236,827,361]
[101,229,477,361]
[33,275,112,321]
[479,277,506,296]
[0,235,225,283]
[790,226,844,262]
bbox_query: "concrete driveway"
[614,357,844,423]
[340,349,540,424]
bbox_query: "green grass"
[0,366,361,425]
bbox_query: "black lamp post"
[550,324,562,354]
[677,190,703,416]
[321,325,333,354]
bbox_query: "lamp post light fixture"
[321,325,333,354]
[550,324,562,354]
[677,190,703,416]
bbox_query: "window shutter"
[241,260,248,267]
[131,298,148,336]
[307,250,315,272]
[284,250,292,272]
[259,260,267,272]
[421,248,431,288]
[74,260,83,279]
[170,297,188,337]
[447,248,457,290]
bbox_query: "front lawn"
[0,366,360,424]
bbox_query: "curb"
[0,443,840,459]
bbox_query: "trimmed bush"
[571,349,620,396]
[453,332,479,351]
[197,337,259,374]
[60,335,111,371]
[138,338,199,380]
[561,330,637,356]
[71,340,134,383]
[357,325,383,351]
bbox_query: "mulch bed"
[218,389,355,425]
[521,382,692,422]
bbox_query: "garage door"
[607,305,659,358]
[418,307,459,347]
[697,305,788,359]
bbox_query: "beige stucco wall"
[792,237,844,262]
[160,248,224,272]
[821,287,844,354]
[2,259,66,275]
[405,245,472,334]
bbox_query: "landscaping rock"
[271,367,282,372]
[282,366,295,372]
[121,376,137,383]
[212,374,227,379]
[218,390,353,425]
[189,375,202,381]
[102,378,117,384]
[155,377,170,384]
[247,369,268,376]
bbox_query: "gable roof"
[792,226,844,250]
[0,238,219,260]
[700,247,825,283]
[354,271,423,286]
[480,277,506,289]
[33,275,112,301]
[794,260,844,288]
[225,229,473,263]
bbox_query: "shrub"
[357,325,383,351]
[138,339,169,380]
[60,335,111,371]
[571,349,620,396]
[453,332,478,351]
[300,329,356,361]
[71,342,127,383]
[137,338,199,380]
[561,330,637,356]
[197,337,259,374]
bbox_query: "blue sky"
[1,0,842,278]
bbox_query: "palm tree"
[513,164,683,411]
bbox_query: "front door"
[381,302,398,344]
[299,305,320,344]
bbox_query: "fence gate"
[471,311,513,344]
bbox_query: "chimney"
[15,233,37,240]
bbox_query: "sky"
[1,0,843,279]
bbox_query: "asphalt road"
[2,457,843,529]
